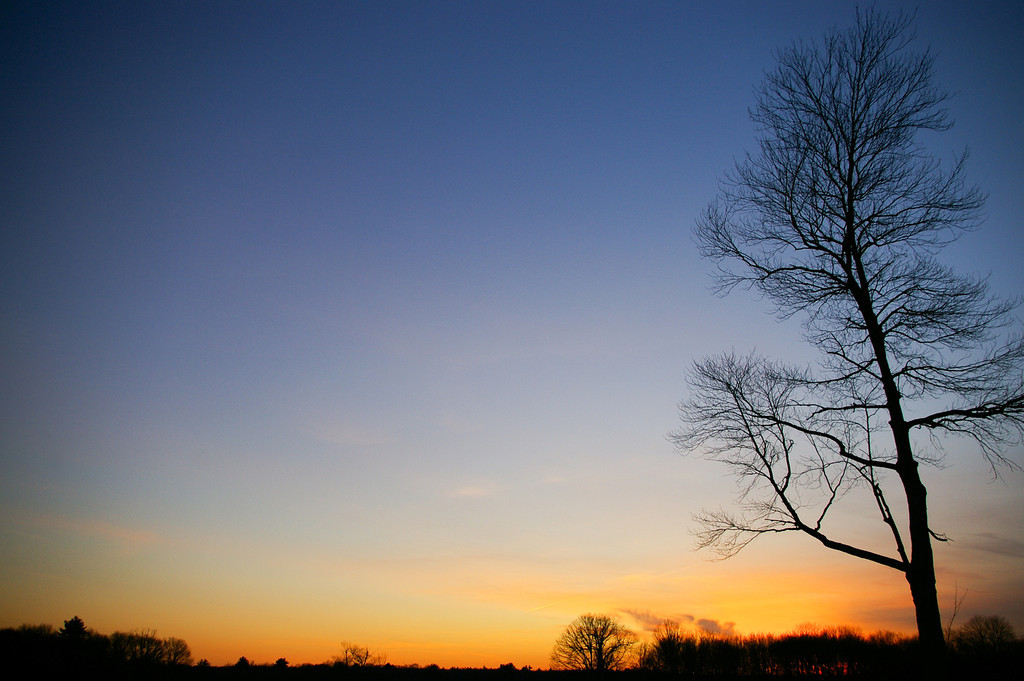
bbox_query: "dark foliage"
[0,617,191,679]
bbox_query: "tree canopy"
[550,614,638,672]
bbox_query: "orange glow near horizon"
[5,477,1018,669]
[1,531,924,669]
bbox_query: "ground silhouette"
[2,615,1022,679]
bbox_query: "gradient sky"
[2,0,1022,669]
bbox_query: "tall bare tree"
[550,614,638,672]
[675,9,1023,653]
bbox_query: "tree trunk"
[894,427,946,652]
[851,260,946,653]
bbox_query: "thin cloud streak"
[960,532,1024,559]
[20,514,167,548]
[528,597,584,613]
[448,485,496,499]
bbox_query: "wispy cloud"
[961,532,1024,558]
[618,608,670,631]
[448,485,495,499]
[696,618,736,636]
[527,597,584,613]
[25,514,166,548]
[618,608,734,636]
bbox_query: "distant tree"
[16,623,57,637]
[676,8,1024,654]
[55,616,111,670]
[953,615,1017,652]
[110,629,165,664]
[275,657,289,668]
[639,620,696,674]
[332,642,387,667]
[235,656,251,668]
[550,614,638,672]
[162,636,193,665]
[59,616,88,640]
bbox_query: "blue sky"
[2,0,1022,667]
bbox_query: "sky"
[2,0,1023,669]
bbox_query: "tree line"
[0,617,397,672]
[3,612,1021,678]
[0,616,399,676]
[0,616,194,674]
[551,613,1021,678]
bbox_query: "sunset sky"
[2,0,1022,669]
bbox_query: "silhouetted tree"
[550,614,638,672]
[332,642,387,667]
[55,616,111,671]
[638,620,696,674]
[59,616,88,640]
[953,615,1017,652]
[110,629,165,664]
[162,636,193,665]
[676,8,1024,654]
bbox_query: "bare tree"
[675,9,1024,653]
[110,629,165,664]
[952,615,1017,652]
[550,614,638,672]
[331,641,387,667]
[638,620,697,674]
[162,637,193,666]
